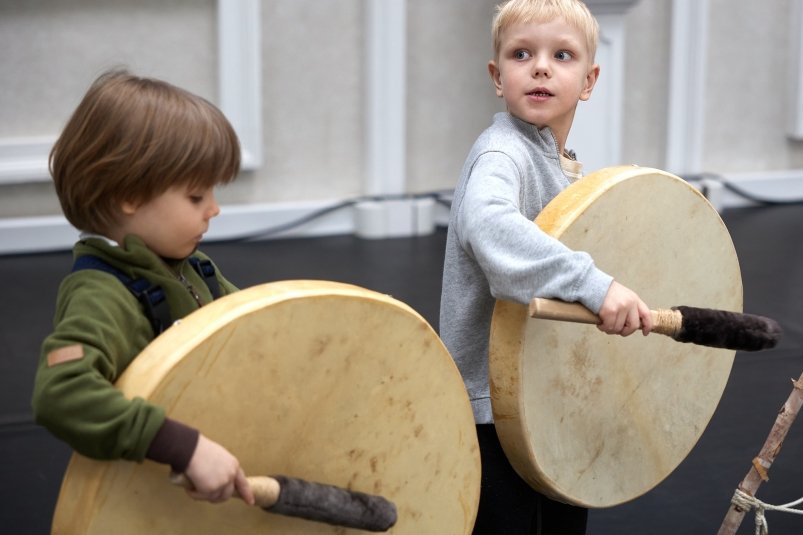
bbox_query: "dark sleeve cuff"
[145,418,200,473]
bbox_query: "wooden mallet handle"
[528,298,681,336]
[170,473,279,507]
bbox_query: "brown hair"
[491,0,599,62]
[50,70,240,234]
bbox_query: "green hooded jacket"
[32,235,238,462]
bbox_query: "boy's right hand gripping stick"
[528,298,782,351]
[171,473,398,532]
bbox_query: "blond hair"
[491,0,599,61]
[50,70,240,234]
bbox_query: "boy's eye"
[513,49,530,60]
[555,50,573,61]
[189,195,204,204]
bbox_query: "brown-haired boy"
[440,0,652,533]
[32,70,255,505]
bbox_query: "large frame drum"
[490,166,741,508]
[53,280,480,533]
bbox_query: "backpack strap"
[72,255,173,336]
[188,257,221,299]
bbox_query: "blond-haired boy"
[440,1,652,532]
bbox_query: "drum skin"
[52,280,480,534]
[489,166,741,508]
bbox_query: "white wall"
[0,0,219,218]
[621,0,673,169]
[406,0,502,193]
[1,0,802,252]
[255,1,365,202]
[705,0,801,172]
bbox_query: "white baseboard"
[7,169,796,256]
[0,216,83,255]
[0,137,54,185]
[688,169,803,212]
[354,197,439,239]
[0,197,453,255]
[206,200,355,241]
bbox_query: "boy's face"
[117,184,220,259]
[488,17,599,146]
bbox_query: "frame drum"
[53,280,480,534]
[490,166,741,508]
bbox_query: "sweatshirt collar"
[496,112,562,160]
[78,231,118,247]
[494,112,584,180]
[75,234,184,274]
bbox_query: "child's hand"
[597,281,652,337]
[183,434,255,505]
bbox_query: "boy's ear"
[488,61,504,97]
[120,200,139,216]
[580,63,601,101]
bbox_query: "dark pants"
[472,424,588,535]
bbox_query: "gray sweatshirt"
[440,112,613,423]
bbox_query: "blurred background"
[1,1,802,534]
[2,0,802,250]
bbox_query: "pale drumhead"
[490,166,741,508]
[53,280,480,533]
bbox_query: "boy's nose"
[531,55,551,77]
[206,196,221,219]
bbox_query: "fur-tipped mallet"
[528,298,782,351]
[171,473,397,532]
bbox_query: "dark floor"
[1,203,801,534]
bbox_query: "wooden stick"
[528,297,681,337]
[170,472,280,508]
[717,371,803,535]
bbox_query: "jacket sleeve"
[456,151,612,313]
[215,266,239,296]
[32,271,167,462]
